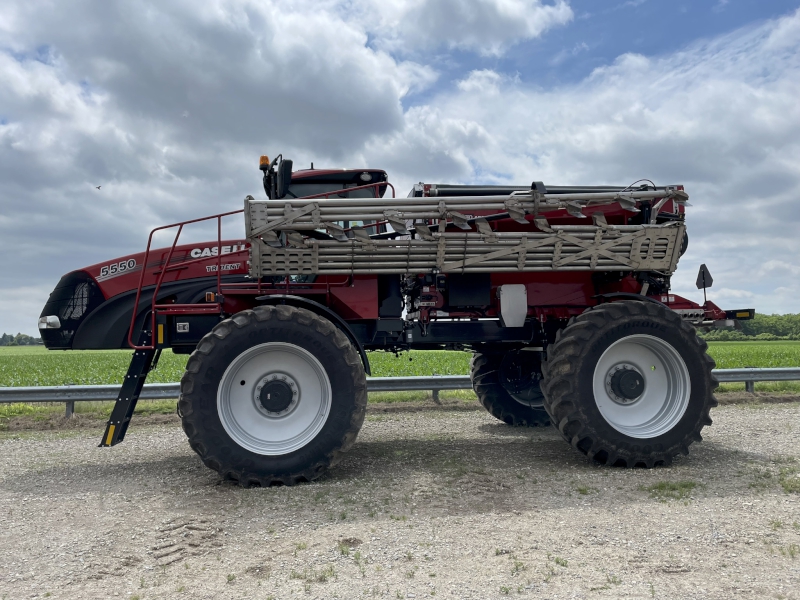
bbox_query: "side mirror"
[276,159,293,199]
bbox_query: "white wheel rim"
[592,334,691,439]
[217,342,331,455]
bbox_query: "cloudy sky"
[1,0,799,335]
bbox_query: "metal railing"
[1,369,798,418]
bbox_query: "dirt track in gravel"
[1,401,800,599]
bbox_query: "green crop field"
[0,346,474,387]
[1,341,798,396]
[0,342,800,422]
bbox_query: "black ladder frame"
[99,327,161,447]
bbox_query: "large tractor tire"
[178,305,367,486]
[541,301,717,468]
[471,350,551,427]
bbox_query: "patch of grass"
[226,574,235,583]
[778,544,799,559]
[770,519,784,530]
[641,480,698,502]
[778,466,800,494]
[553,556,568,568]
[576,486,597,496]
[749,467,775,491]
[290,565,336,583]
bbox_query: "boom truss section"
[245,190,687,276]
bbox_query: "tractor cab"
[259,155,389,236]
[259,155,388,200]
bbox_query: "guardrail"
[0,369,798,417]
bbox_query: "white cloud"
[550,41,589,65]
[362,0,574,57]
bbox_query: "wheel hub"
[605,363,644,405]
[254,373,299,416]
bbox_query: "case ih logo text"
[190,244,247,258]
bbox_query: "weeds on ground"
[540,552,568,583]
[590,573,622,591]
[511,557,526,575]
[290,564,336,584]
[641,480,698,502]
[779,466,800,493]
[745,457,800,494]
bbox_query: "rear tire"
[541,301,717,467]
[178,305,367,486]
[470,351,550,427]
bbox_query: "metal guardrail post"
[65,401,74,418]
[744,366,755,394]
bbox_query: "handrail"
[125,180,397,350]
[126,208,244,350]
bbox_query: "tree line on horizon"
[0,333,43,346]
[700,312,800,341]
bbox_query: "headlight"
[38,315,61,329]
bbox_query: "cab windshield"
[286,182,376,199]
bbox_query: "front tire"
[541,301,717,467]
[179,305,367,486]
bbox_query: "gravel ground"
[1,401,800,600]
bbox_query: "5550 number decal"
[100,259,137,278]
